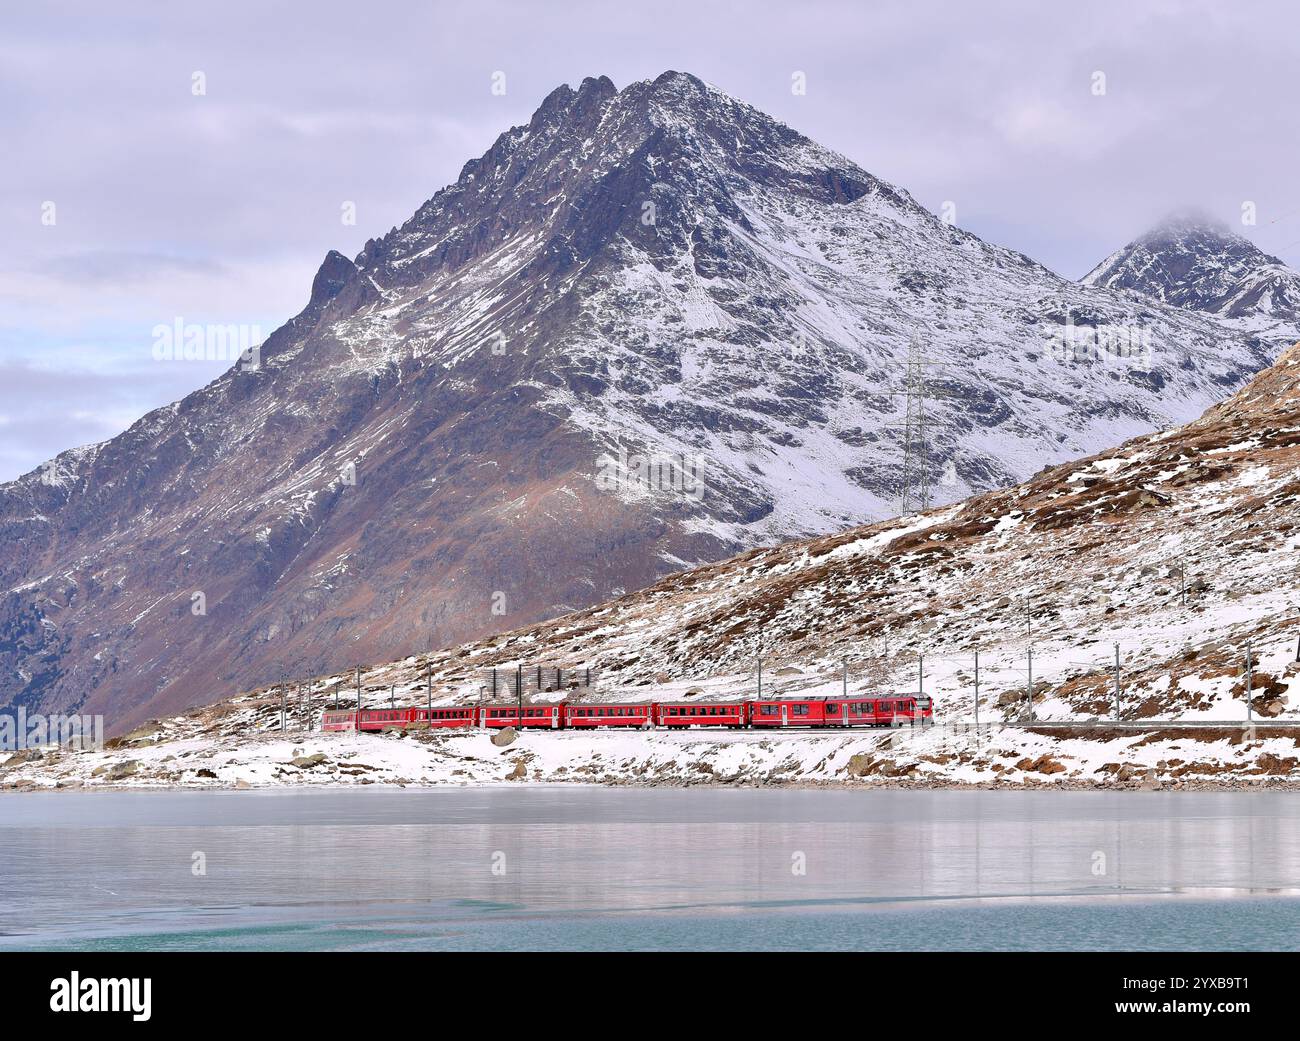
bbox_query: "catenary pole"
[1114,644,1121,721]
[1027,647,1034,723]
[1246,642,1253,724]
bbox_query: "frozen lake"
[3,787,1300,950]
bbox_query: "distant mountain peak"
[1084,211,1300,323]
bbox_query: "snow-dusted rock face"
[0,72,1286,729]
[1084,211,1300,329]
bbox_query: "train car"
[869,696,920,726]
[749,696,920,728]
[893,695,933,725]
[481,703,566,729]
[357,708,416,731]
[321,710,359,731]
[656,702,747,728]
[410,706,478,729]
[749,698,851,728]
[566,703,655,728]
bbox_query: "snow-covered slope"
[0,73,1287,728]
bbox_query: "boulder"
[92,760,139,781]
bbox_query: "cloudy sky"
[3,0,1297,481]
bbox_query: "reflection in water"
[2,788,1299,950]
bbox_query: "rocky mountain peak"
[1084,210,1300,324]
[308,249,357,309]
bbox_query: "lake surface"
[3,787,1300,950]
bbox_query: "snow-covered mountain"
[1084,211,1300,329]
[0,72,1286,728]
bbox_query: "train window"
[827,703,839,714]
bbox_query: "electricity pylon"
[899,335,935,515]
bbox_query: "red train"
[322,696,933,732]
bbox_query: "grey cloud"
[36,251,229,288]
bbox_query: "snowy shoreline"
[6,720,1300,793]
